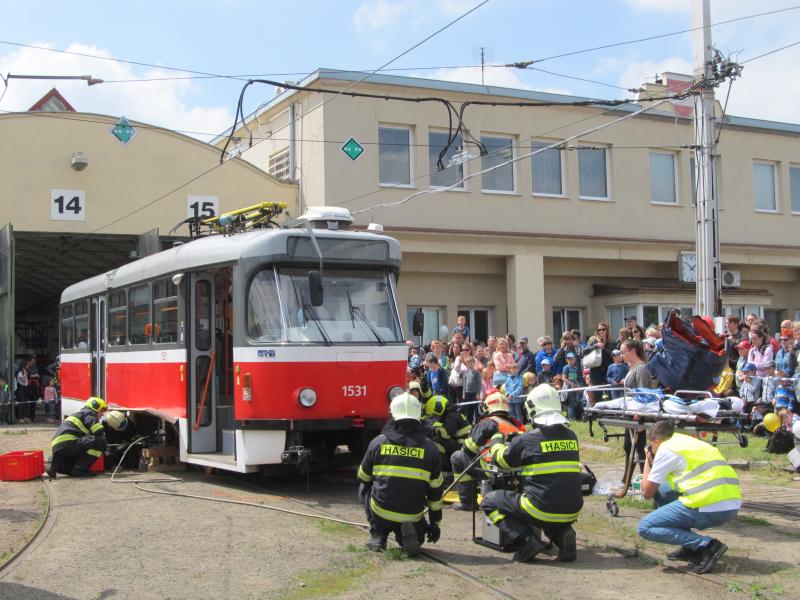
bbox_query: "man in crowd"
[481,385,583,562]
[516,337,536,375]
[358,392,443,556]
[637,420,741,574]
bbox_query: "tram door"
[90,296,106,398]
[189,272,218,453]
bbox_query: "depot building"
[219,69,800,343]
[0,89,297,377]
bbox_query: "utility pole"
[481,47,485,85]
[692,0,721,317]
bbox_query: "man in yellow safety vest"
[638,420,742,574]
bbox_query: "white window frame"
[428,128,467,191]
[789,163,800,215]
[378,124,414,188]
[752,160,779,213]
[480,134,517,195]
[649,151,679,205]
[531,139,566,198]
[552,308,583,340]
[457,306,493,343]
[406,306,444,345]
[578,144,611,201]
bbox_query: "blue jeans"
[637,484,738,550]
[508,399,525,423]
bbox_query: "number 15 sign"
[51,189,86,221]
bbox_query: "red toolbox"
[90,455,105,473]
[0,450,45,481]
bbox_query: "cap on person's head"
[736,340,752,350]
[519,336,529,344]
[541,358,551,365]
[763,360,775,369]
[742,362,757,372]
[566,352,576,359]
[612,349,622,356]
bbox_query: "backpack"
[766,429,795,454]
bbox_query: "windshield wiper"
[303,302,332,346]
[347,291,385,345]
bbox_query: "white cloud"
[624,0,690,13]
[616,56,693,91]
[353,0,422,33]
[0,43,233,141]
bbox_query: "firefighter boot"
[552,525,577,562]
[512,527,548,563]
[451,480,477,511]
[365,532,388,552]
[400,522,422,557]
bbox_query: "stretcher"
[583,386,748,516]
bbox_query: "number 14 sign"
[51,189,86,221]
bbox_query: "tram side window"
[108,290,127,346]
[247,269,284,341]
[74,300,89,349]
[153,278,178,344]
[129,284,151,345]
[60,305,74,349]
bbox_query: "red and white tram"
[59,206,407,472]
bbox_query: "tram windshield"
[248,267,403,343]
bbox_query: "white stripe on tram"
[233,345,406,363]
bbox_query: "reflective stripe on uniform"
[51,433,79,447]
[681,478,740,497]
[520,494,580,523]
[455,424,471,438]
[434,441,446,454]
[674,460,728,486]
[428,499,443,511]
[490,443,511,470]
[488,509,505,524]
[373,464,432,483]
[520,461,581,476]
[90,422,104,434]
[87,449,103,457]
[357,465,373,482]
[369,497,424,523]
[66,415,90,435]
[465,438,479,453]
[429,472,444,489]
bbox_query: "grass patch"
[405,565,432,578]
[1,429,27,435]
[278,556,374,600]
[736,515,771,528]
[345,543,369,554]
[615,496,651,511]
[381,547,408,561]
[728,581,743,593]
[315,519,356,537]
[0,482,49,569]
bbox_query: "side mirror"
[412,309,424,336]
[309,271,324,307]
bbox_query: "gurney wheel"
[606,498,619,517]
[738,435,748,448]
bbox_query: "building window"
[579,146,608,199]
[531,141,563,196]
[552,308,581,342]
[481,135,514,193]
[378,126,411,186]
[724,305,763,321]
[406,306,443,345]
[428,131,464,189]
[753,161,777,211]
[790,165,800,213]
[457,307,491,343]
[267,147,291,180]
[650,152,677,204]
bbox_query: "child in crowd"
[0,376,9,425]
[761,361,777,406]
[504,363,525,423]
[44,378,58,423]
[537,359,554,384]
[739,363,763,431]
[605,349,629,399]
[561,353,582,420]
[452,315,470,341]
[774,386,797,413]
[424,354,449,396]
[461,355,482,424]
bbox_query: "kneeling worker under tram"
[357,392,443,556]
[637,420,741,574]
[47,397,109,478]
[481,384,583,563]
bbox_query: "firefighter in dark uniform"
[358,392,444,556]
[422,395,471,472]
[450,390,524,511]
[482,384,583,562]
[46,397,108,478]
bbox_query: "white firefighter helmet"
[525,384,568,426]
[390,392,421,422]
[483,390,509,415]
[105,410,128,430]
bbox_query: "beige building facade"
[222,69,800,343]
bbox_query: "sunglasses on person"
[597,327,607,331]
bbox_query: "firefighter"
[481,384,583,562]
[358,392,443,556]
[408,380,422,400]
[449,390,525,511]
[422,395,471,472]
[46,397,109,478]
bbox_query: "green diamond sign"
[110,116,136,144]
[341,137,364,161]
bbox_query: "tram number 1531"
[342,385,367,398]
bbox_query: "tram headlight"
[298,388,318,408]
[387,386,404,401]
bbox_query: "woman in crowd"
[620,338,654,475]
[582,325,613,407]
[535,336,556,374]
[450,343,473,402]
[614,326,631,351]
[492,337,516,387]
[747,325,774,377]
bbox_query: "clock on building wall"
[678,251,697,283]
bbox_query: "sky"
[1,0,798,142]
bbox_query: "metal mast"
[693,0,722,317]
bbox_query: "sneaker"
[667,545,704,563]
[553,525,577,562]
[691,539,728,574]
[512,534,548,563]
[400,522,421,557]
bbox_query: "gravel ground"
[1,426,797,600]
